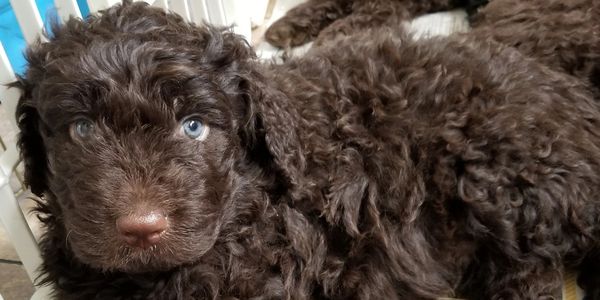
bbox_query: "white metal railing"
[0,39,50,299]
[7,0,45,44]
[54,0,83,20]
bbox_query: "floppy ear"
[192,25,307,185]
[11,77,49,196]
[238,73,307,190]
[238,74,382,237]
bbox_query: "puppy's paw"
[313,26,347,46]
[265,18,312,48]
[313,17,357,46]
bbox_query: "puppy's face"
[17,3,257,273]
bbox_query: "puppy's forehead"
[41,38,223,127]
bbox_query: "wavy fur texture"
[13,0,600,299]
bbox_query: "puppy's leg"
[469,0,600,90]
[311,1,410,46]
[459,255,563,300]
[313,0,469,46]
[264,0,352,48]
[578,248,600,300]
[265,0,485,48]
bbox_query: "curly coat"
[470,0,600,98]
[13,0,600,299]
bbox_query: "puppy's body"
[15,1,600,299]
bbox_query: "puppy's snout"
[116,211,168,249]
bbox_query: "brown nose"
[116,211,168,249]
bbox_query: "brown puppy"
[14,0,600,299]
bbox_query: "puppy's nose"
[116,211,168,249]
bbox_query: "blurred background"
[0,0,90,74]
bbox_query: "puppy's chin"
[69,229,221,274]
[74,242,212,273]
[110,247,198,273]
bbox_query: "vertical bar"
[8,0,45,44]
[0,183,42,285]
[220,0,252,41]
[150,0,169,10]
[86,0,121,13]
[54,0,83,21]
[205,0,226,26]
[169,0,191,21]
[0,43,19,132]
[30,286,54,300]
[250,0,269,26]
[188,0,210,23]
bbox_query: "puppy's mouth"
[71,227,199,273]
[106,229,218,273]
[111,243,182,273]
[67,210,223,273]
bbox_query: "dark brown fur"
[470,0,600,97]
[13,0,600,299]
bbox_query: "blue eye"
[72,119,94,139]
[181,118,209,140]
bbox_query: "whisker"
[65,230,73,248]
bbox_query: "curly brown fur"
[264,0,488,48]
[13,0,600,299]
[470,0,600,97]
